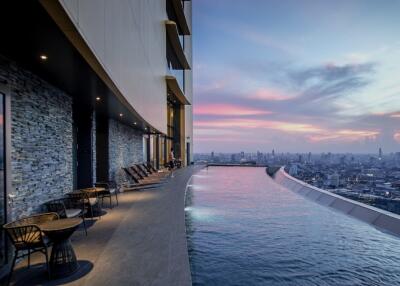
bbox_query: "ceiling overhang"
[165,20,191,70]
[170,0,190,35]
[166,75,191,105]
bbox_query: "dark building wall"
[0,58,73,220]
[108,119,143,185]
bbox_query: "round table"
[38,218,82,278]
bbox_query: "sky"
[192,0,400,154]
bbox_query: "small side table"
[39,218,82,278]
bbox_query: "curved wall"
[274,167,400,237]
[59,0,168,134]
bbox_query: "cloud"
[308,129,379,142]
[194,104,272,116]
[248,88,292,101]
[288,63,375,102]
[394,131,400,143]
[194,118,322,133]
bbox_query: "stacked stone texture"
[108,119,143,185]
[0,58,73,220]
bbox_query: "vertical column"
[156,135,160,169]
[179,104,186,166]
[145,135,151,163]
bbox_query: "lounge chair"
[130,166,166,183]
[123,167,163,187]
[135,164,169,180]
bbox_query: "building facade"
[0,0,192,275]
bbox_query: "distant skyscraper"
[240,151,245,159]
[379,147,383,159]
[272,149,275,157]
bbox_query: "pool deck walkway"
[10,165,202,286]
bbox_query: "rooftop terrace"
[8,166,201,286]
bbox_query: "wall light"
[134,122,137,125]
[96,97,101,101]
[40,54,48,61]
[119,113,123,117]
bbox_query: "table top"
[38,218,82,232]
[82,187,105,193]
[70,187,105,194]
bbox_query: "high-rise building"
[379,147,383,159]
[0,0,193,273]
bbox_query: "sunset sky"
[192,0,400,153]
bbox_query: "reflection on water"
[185,167,400,286]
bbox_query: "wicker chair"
[45,198,87,235]
[94,182,119,208]
[3,213,59,285]
[67,191,100,219]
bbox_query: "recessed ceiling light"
[145,127,147,130]
[96,97,101,101]
[40,54,48,61]
[134,122,137,125]
[119,113,123,117]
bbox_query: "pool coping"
[273,167,400,238]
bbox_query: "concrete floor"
[8,166,201,286]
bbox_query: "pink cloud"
[194,118,380,144]
[394,131,400,143]
[194,104,272,116]
[249,88,291,101]
[371,111,400,118]
[194,118,322,133]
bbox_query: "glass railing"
[179,34,184,50]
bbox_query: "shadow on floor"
[7,260,93,286]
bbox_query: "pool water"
[185,167,400,286]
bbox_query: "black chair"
[95,182,119,208]
[45,198,87,235]
[3,213,59,285]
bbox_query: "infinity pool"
[185,167,400,286]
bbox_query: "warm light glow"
[40,54,48,61]
[134,122,137,125]
[96,97,101,101]
[194,104,272,116]
[119,113,123,117]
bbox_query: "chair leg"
[115,192,119,206]
[89,205,94,221]
[6,251,18,286]
[44,247,51,280]
[27,248,31,268]
[82,216,88,236]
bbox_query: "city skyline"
[193,0,400,153]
